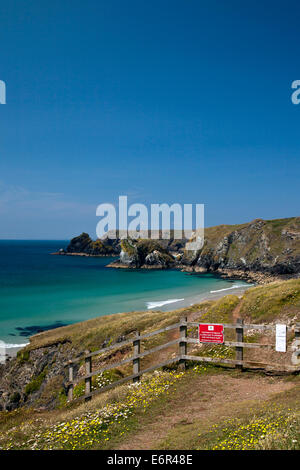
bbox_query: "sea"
[0,241,251,347]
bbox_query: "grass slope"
[1,279,300,450]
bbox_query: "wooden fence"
[66,318,300,403]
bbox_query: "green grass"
[186,216,300,262]
[24,367,48,396]
[23,279,300,356]
[16,349,30,364]
[201,295,240,323]
[1,278,300,450]
[73,369,124,400]
[196,379,300,450]
[1,363,299,450]
[14,278,300,413]
[0,369,186,450]
[240,278,300,322]
[23,299,214,353]
[201,407,299,450]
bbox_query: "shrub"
[24,367,48,396]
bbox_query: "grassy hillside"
[70,217,300,275]
[239,279,300,322]
[0,279,300,450]
[0,360,299,450]
[203,217,300,252]
[183,217,300,275]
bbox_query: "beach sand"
[6,284,252,359]
[3,346,24,360]
[148,284,252,311]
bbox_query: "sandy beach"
[6,283,253,359]
[4,346,25,360]
[151,284,253,312]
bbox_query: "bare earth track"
[118,373,294,450]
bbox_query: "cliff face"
[65,233,186,268]
[65,233,120,256]
[0,341,75,411]
[63,218,300,277]
[118,239,178,269]
[182,217,300,276]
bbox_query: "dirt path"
[118,373,294,450]
[232,299,244,321]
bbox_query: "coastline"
[4,346,27,360]
[5,252,298,360]
[107,260,297,285]
[147,282,253,312]
[180,266,296,285]
[5,280,253,359]
[51,251,300,286]
[51,252,118,258]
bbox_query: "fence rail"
[66,318,300,403]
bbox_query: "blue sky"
[0,0,299,239]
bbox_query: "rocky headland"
[53,232,121,256]
[57,217,300,284]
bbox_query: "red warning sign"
[199,324,224,344]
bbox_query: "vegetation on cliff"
[0,279,299,411]
[64,217,300,276]
[119,238,175,268]
[182,217,300,275]
[66,232,120,256]
[0,278,299,449]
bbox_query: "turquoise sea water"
[0,241,249,346]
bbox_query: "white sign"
[276,324,287,352]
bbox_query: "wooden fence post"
[235,318,244,371]
[68,361,74,401]
[294,323,300,368]
[133,331,141,382]
[85,350,92,401]
[179,316,187,371]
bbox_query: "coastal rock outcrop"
[62,217,300,280]
[144,250,174,268]
[0,342,74,411]
[65,232,120,256]
[112,239,176,269]
[119,240,140,267]
[182,217,300,278]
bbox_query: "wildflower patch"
[1,370,184,450]
[201,405,299,450]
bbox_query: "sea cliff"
[60,217,300,282]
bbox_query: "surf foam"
[147,298,184,309]
[210,284,253,294]
[1,342,29,349]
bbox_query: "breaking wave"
[146,298,184,309]
[210,284,253,294]
[0,342,29,349]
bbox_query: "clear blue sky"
[0,0,299,239]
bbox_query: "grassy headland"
[58,217,300,283]
[0,279,299,449]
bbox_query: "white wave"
[210,284,254,294]
[0,342,29,349]
[147,298,184,309]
